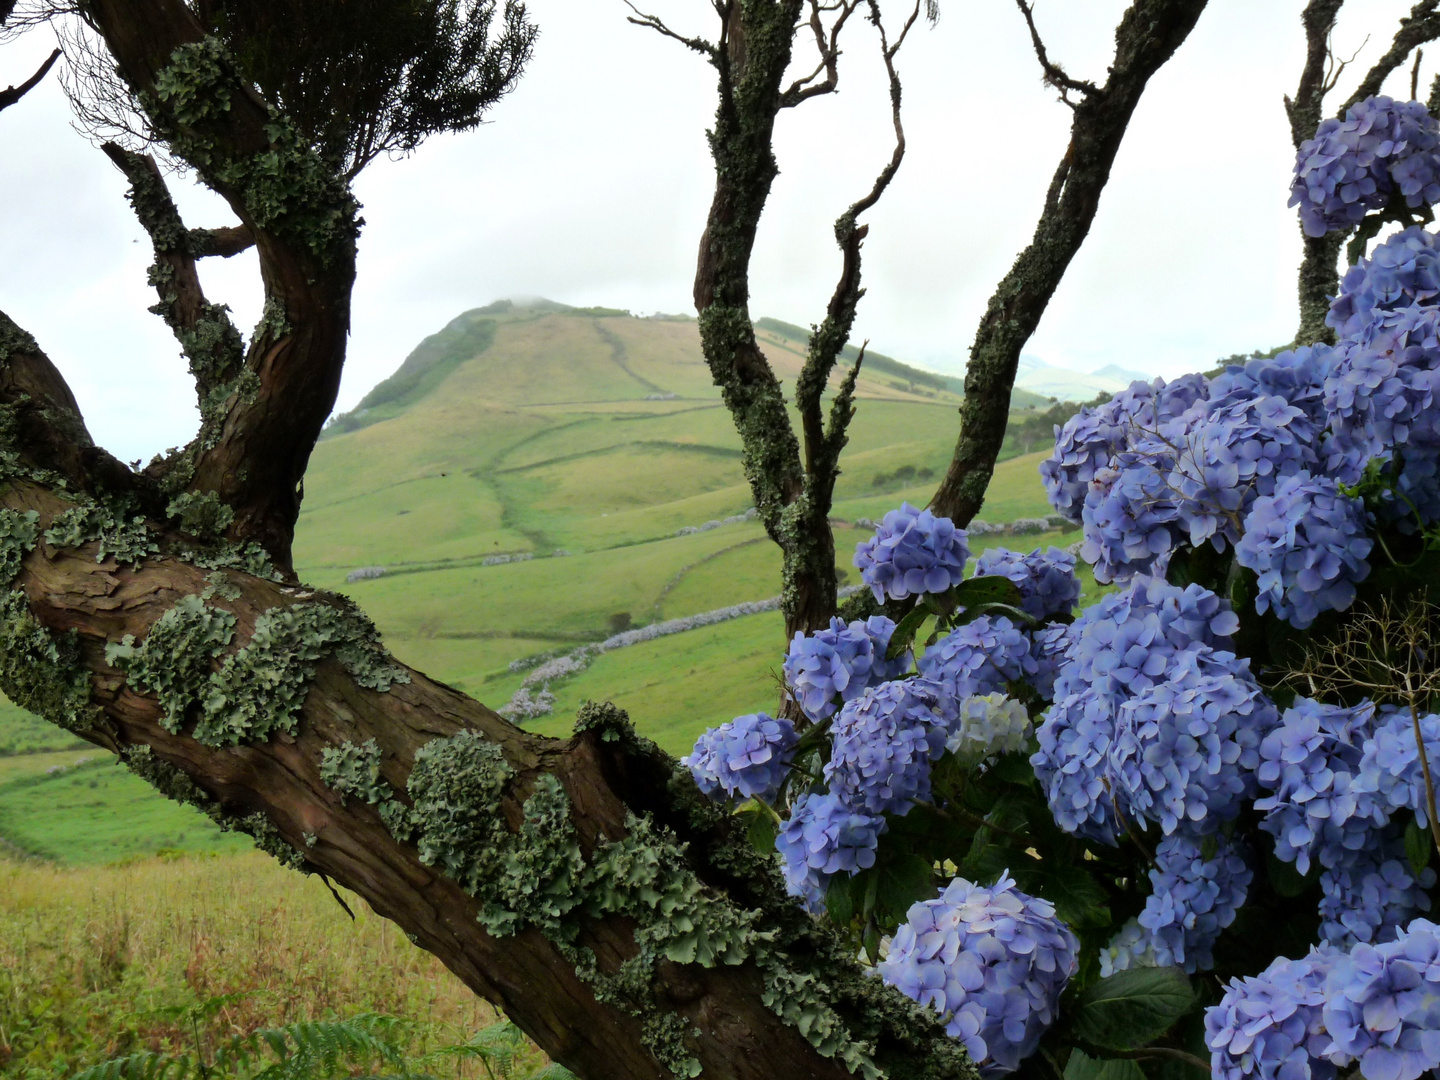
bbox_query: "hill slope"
[0,298,1069,865]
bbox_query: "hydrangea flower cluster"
[1328,226,1440,339]
[775,791,887,910]
[973,546,1082,621]
[1321,919,1440,1080]
[876,873,1079,1077]
[1040,375,1209,523]
[1208,345,1335,428]
[1206,947,1340,1080]
[783,615,908,722]
[854,502,971,602]
[1354,705,1440,828]
[1109,648,1275,835]
[1235,473,1374,629]
[825,679,951,815]
[1253,698,1383,875]
[681,712,799,803]
[946,693,1032,763]
[1318,831,1435,947]
[1105,834,1252,975]
[1079,455,1183,583]
[918,615,1039,701]
[1290,96,1440,237]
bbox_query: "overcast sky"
[0,0,1422,463]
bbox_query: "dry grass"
[0,851,541,1078]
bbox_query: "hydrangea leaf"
[1019,862,1110,930]
[1063,1050,1145,1080]
[1405,816,1432,874]
[1070,966,1193,1051]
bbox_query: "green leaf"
[952,575,1025,609]
[1070,967,1194,1051]
[1407,816,1434,875]
[888,603,934,660]
[1028,862,1111,929]
[744,807,778,856]
[826,872,857,926]
[876,853,935,921]
[1266,853,1312,899]
[1064,1050,1146,1080]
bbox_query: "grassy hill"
[0,298,1069,866]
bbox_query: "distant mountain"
[1014,354,1147,403]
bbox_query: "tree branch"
[188,223,256,258]
[928,0,1208,526]
[101,142,246,404]
[623,1,718,58]
[0,47,59,114]
[1345,0,1440,108]
[83,0,360,572]
[0,308,975,1080]
[778,0,860,109]
[1014,0,1100,108]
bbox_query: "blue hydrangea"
[1209,346,1337,429]
[1325,305,1440,460]
[918,615,1041,702]
[1110,646,1277,835]
[1236,473,1374,630]
[854,503,970,603]
[1099,918,1160,978]
[783,615,910,723]
[1254,698,1385,875]
[876,873,1079,1077]
[1166,396,1318,551]
[824,679,950,816]
[1041,377,1209,523]
[974,546,1082,622]
[1290,97,1440,238]
[1033,579,1244,843]
[774,790,887,911]
[1055,576,1239,699]
[1126,834,1253,974]
[1354,705,1440,829]
[682,713,799,803]
[1328,225,1440,340]
[1080,458,1183,584]
[1028,622,1072,702]
[1206,948,1341,1080]
[1319,831,1435,948]
[1321,919,1440,1080]
[1391,440,1440,529]
[1032,682,1126,842]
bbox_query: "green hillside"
[0,298,1068,865]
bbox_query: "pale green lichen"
[106,594,407,747]
[183,540,281,582]
[202,571,242,602]
[196,601,409,746]
[167,490,235,539]
[0,590,96,732]
[0,509,39,584]
[106,594,237,733]
[319,738,412,838]
[44,500,158,565]
[406,730,513,888]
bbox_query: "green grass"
[0,696,85,756]
[0,755,250,865]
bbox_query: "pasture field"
[0,299,1072,1074]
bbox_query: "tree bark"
[928,0,1207,527]
[0,318,972,1080]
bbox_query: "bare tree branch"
[928,0,1207,527]
[0,45,57,113]
[1015,0,1100,108]
[623,1,717,58]
[778,0,860,108]
[1345,0,1440,108]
